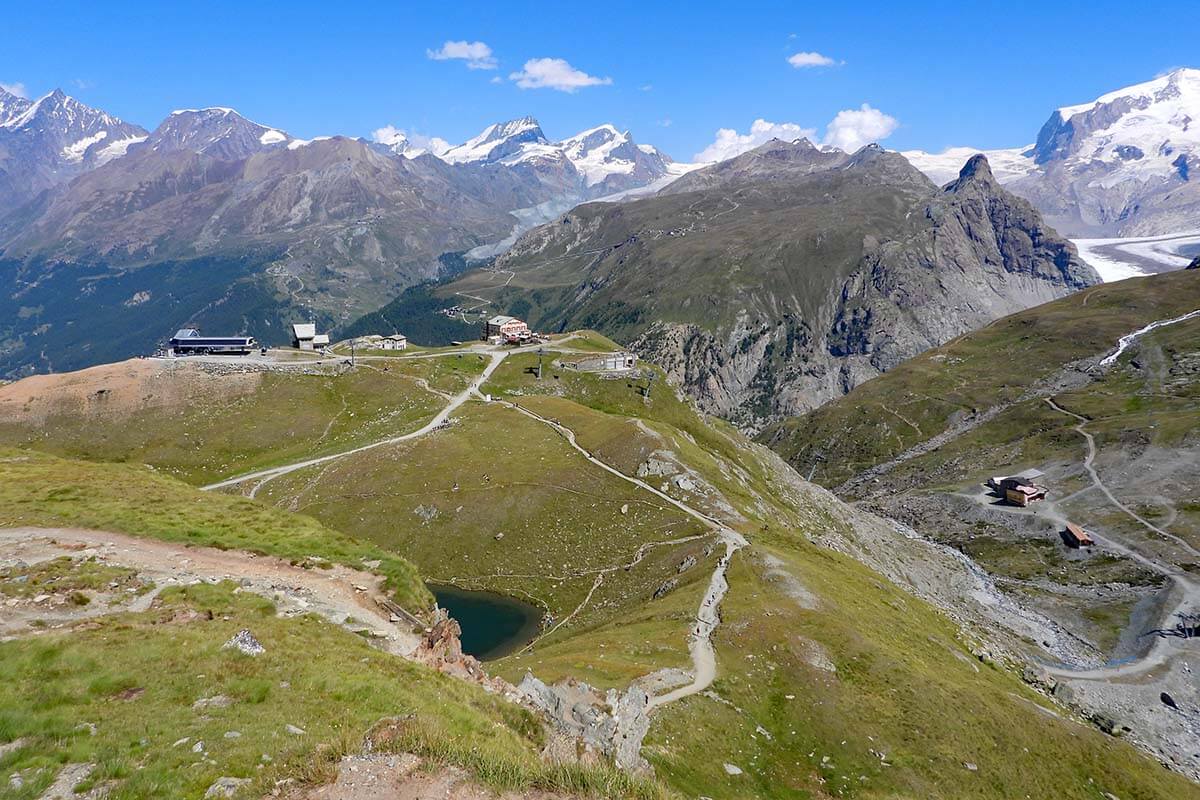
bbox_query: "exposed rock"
[222,629,265,656]
[285,725,306,736]
[1022,665,1058,693]
[652,578,678,599]
[36,763,95,800]
[723,763,743,775]
[0,739,24,760]
[759,553,819,610]
[193,694,234,711]
[204,776,251,798]
[409,609,509,692]
[518,673,652,772]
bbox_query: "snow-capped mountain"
[141,107,292,161]
[434,116,673,196]
[440,116,548,164]
[904,68,1200,236]
[0,86,32,126]
[0,88,148,215]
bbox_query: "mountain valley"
[2,50,1200,800]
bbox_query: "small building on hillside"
[379,334,407,350]
[169,328,256,356]
[355,333,408,351]
[483,315,531,342]
[989,468,1046,493]
[563,352,639,373]
[1063,522,1095,548]
[1005,484,1048,507]
[291,323,329,351]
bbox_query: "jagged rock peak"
[948,154,995,189]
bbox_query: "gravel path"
[0,527,422,656]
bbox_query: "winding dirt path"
[201,351,508,496]
[198,339,749,710]
[1036,398,1200,681]
[495,398,748,706]
[1044,398,1200,558]
[0,527,422,656]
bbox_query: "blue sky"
[3,0,1196,160]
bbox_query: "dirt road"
[0,527,421,656]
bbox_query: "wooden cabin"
[1064,523,1095,548]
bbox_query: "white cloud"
[694,119,816,162]
[822,104,899,151]
[509,58,612,92]
[72,78,95,90]
[787,51,838,68]
[371,124,450,156]
[694,105,900,163]
[426,40,497,70]
[1,81,27,98]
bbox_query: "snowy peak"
[440,116,549,164]
[0,86,32,126]
[1034,67,1200,168]
[372,128,449,159]
[1055,67,1200,121]
[436,117,671,191]
[0,87,147,168]
[146,107,292,160]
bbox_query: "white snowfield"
[901,144,1036,186]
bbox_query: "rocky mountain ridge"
[431,142,1097,430]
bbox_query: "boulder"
[222,629,265,656]
[204,776,250,798]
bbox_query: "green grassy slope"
[762,269,1200,490]
[0,582,665,800]
[0,449,431,612]
[2,336,1196,798]
[474,352,1199,799]
[0,357,481,485]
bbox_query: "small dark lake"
[429,585,542,661]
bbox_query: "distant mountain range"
[906,68,1200,237]
[1,68,1196,380]
[0,87,679,376]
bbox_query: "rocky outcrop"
[517,674,652,772]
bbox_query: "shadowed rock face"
[470,143,1098,430]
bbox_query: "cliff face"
[481,144,1098,430]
